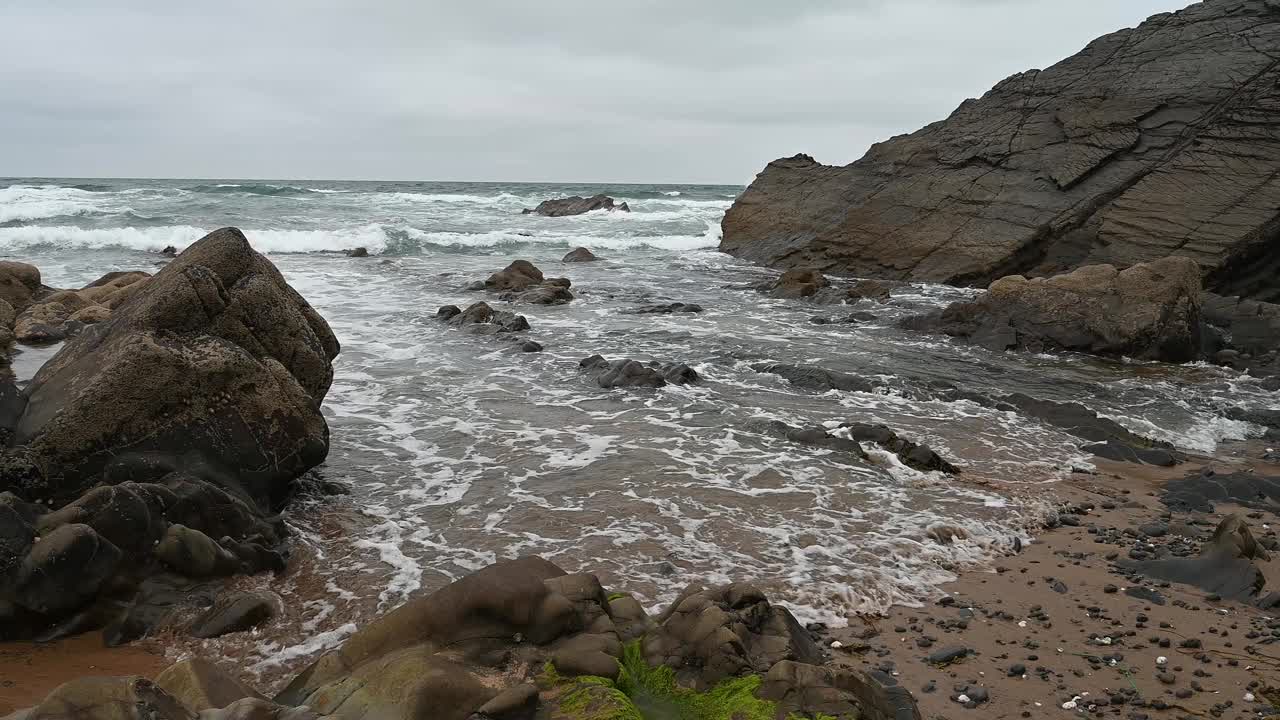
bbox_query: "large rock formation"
[903,256,1204,361]
[523,194,630,217]
[722,0,1280,302]
[0,227,340,640]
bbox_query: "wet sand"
[0,633,169,715]
[830,451,1280,718]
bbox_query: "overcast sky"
[1,0,1188,184]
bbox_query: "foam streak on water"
[3,177,1274,679]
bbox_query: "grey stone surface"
[722,1,1280,302]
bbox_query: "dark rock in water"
[188,590,281,639]
[500,281,574,306]
[562,247,599,262]
[841,422,961,474]
[998,393,1177,458]
[441,301,530,335]
[847,279,895,302]
[625,302,704,315]
[753,362,878,394]
[522,194,630,217]
[901,257,1204,362]
[1126,515,1273,604]
[1201,293,1280,375]
[768,423,868,459]
[1161,467,1280,514]
[1083,441,1180,467]
[1226,406,1280,429]
[721,2,1280,303]
[1261,375,1280,392]
[346,247,369,258]
[579,355,698,389]
[485,260,544,291]
[482,261,574,304]
[757,268,830,299]
[159,246,177,258]
[520,340,543,353]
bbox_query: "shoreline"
[4,444,1275,716]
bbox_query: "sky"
[1,0,1188,184]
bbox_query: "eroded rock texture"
[722,1,1280,301]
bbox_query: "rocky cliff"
[721,0,1280,302]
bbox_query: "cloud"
[0,0,1187,183]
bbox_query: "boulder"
[155,658,263,710]
[578,355,698,389]
[522,195,630,217]
[0,261,41,311]
[760,662,922,720]
[562,247,598,263]
[13,523,122,618]
[721,2,1280,302]
[485,261,544,291]
[346,247,369,258]
[14,677,192,720]
[500,283,574,306]
[187,590,281,639]
[11,227,339,511]
[839,423,960,474]
[903,257,1203,362]
[757,268,830,299]
[440,302,531,335]
[753,362,878,394]
[641,582,823,691]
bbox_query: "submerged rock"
[721,2,1280,302]
[579,355,699,389]
[522,194,630,217]
[902,257,1204,362]
[840,422,960,474]
[624,302,704,314]
[438,301,530,335]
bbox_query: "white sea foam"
[0,223,391,254]
[0,185,123,223]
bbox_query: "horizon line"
[2,174,748,187]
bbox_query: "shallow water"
[1,177,1273,677]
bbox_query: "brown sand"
[830,452,1280,719]
[0,633,169,715]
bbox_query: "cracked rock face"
[722,0,1280,302]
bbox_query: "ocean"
[0,177,1272,679]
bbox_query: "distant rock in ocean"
[523,194,630,217]
[721,0,1280,302]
